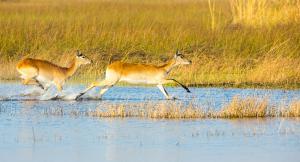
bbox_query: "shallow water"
[0,83,300,162]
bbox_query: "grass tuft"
[218,96,268,118]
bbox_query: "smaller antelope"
[76,50,191,100]
[16,50,91,93]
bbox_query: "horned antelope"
[76,50,191,100]
[16,50,91,94]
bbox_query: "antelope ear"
[174,49,180,58]
[76,50,82,57]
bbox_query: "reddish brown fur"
[77,52,191,100]
[107,61,167,77]
[16,52,91,92]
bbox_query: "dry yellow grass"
[74,96,300,119]
[280,100,300,117]
[0,0,299,88]
[230,0,300,27]
[36,95,300,119]
[218,96,268,118]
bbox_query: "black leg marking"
[33,77,44,90]
[168,79,191,93]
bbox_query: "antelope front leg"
[97,85,113,99]
[157,84,176,100]
[163,79,191,93]
[48,81,63,99]
[75,83,96,100]
[75,80,108,100]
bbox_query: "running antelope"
[16,50,91,93]
[76,50,191,100]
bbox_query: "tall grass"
[208,0,218,31]
[0,0,299,88]
[230,0,300,27]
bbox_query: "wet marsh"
[0,83,299,162]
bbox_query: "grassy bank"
[0,0,299,88]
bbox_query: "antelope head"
[174,50,192,66]
[75,50,92,65]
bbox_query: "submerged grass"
[58,96,300,119]
[0,0,299,88]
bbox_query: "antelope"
[16,50,91,94]
[75,50,191,100]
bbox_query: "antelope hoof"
[39,95,54,101]
[95,96,102,100]
[85,95,102,100]
[51,94,60,100]
[75,95,82,100]
[75,92,86,100]
[167,96,178,100]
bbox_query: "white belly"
[120,75,159,84]
[36,75,51,85]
